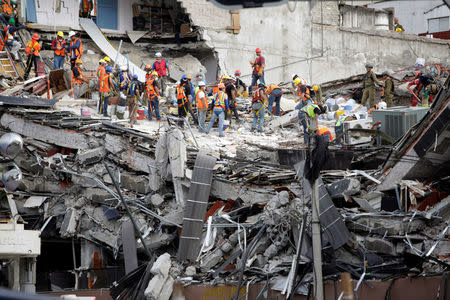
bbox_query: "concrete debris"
[150,194,165,207]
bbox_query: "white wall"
[34,0,79,30]
[368,0,450,34]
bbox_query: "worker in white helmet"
[118,65,131,91]
[152,52,169,97]
[66,31,83,69]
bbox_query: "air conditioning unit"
[343,119,372,145]
[371,106,429,140]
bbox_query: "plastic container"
[335,110,345,120]
[137,109,145,120]
[415,58,425,67]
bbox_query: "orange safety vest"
[298,85,311,101]
[72,66,83,86]
[145,72,151,81]
[267,84,280,95]
[318,127,333,141]
[254,56,264,72]
[196,90,208,110]
[252,87,264,103]
[2,3,12,15]
[99,74,110,93]
[214,91,227,110]
[97,65,105,80]
[25,39,40,56]
[54,39,66,56]
[81,0,91,13]
[176,83,187,106]
[70,38,83,58]
[146,79,158,98]
[4,25,11,42]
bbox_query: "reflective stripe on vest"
[214,91,226,110]
[25,40,40,56]
[54,39,66,56]
[267,84,280,94]
[97,65,105,80]
[146,79,157,97]
[252,88,264,103]
[129,81,138,96]
[99,74,110,93]
[196,90,207,110]
[119,72,130,89]
[301,104,319,118]
[72,66,83,86]
[176,84,187,103]
[298,86,311,101]
[70,38,83,58]
[254,56,263,72]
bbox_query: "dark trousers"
[148,97,160,120]
[226,100,240,121]
[24,55,39,79]
[70,59,76,70]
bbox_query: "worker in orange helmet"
[72,59,89,99]
[250,47,265,92]
[234,69,247,96]
[24,33,41,80]
[317,126,334,142]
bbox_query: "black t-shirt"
[225,83,236,100]
[72,67,81,79]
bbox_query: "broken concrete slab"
[200,248,223,272]
[150,253,171,277]
[120,149,156,174]
[267,110,298,131]
[76,147,105,165]
[168,129,186,178]
[120,173,150,194]
[364,236,396,256]
[150,194,164,207]
[326,178,360,199]
[210,179,275,205]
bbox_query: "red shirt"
[252,56,265,75]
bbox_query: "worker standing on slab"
[206,83,229,137]
[79,0,93,18]
[311,84,323,105]
[23,33,40,80]
[294,78,311,110]
[234,70,247,96]
[3,18,28,61]
[72,59,89,99]
[51,31,66,70]
[361,63,379,108]
[196,81,208,133]
[266,83,282,116]
[176,74,192,121]
[118,65,131,92]
[381,71,394,108]
[67,31,83,70]
[223,75,240,122]
[250,48,265,92]
[99,66,114,117]
[127,74,141,125]
[186,74,198,123]
[298,103,327,144]
[147,71,160,121]
[97,59,106,86]
[251,83,268,133]
[152,52,169,97]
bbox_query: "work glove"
[258,70,263,76]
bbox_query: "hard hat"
[68,31,76,38]
[57,31,64,37]
[0,133,23,159]
[151,71,158,76]
[155,52,162,57]
[395,27,402,32]
[99,59,105,64]
[75,59,82,64]
[292,74,298,80]
[294,78,301,86]
[365,63,373,68]
[144,64,151,70]
[312,85,319,91]
[120,65,127,71]
[106,66,113,72]
[187,74,192,80]
[235,70,241,76]
[8,18,15,25]
[181,74,188,80]
[32,33,39,40]
[104,56,111,63]
[133,74,138,79]
[218,83,225,89]
[378,101,387,110]
[222,75,231,80]
[255,48,261,53]
[198,81,206,87]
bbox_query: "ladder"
[0,50,19,78]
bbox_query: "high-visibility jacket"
[2,3,12,15]
[25,39,40,56]
[214,91,227,110]
[119,72,130,90]
[176,83,188,106]
[196,90,208,110]
[252,87,265,103]
[153,60,168,77]
[318,127,333,141]
[81,0,92,13]
[253,56,264,73]
[69,38,83,59]
[4,25,12,41]
[267,84,281,95]
[128,81,139,96]
[146,79,158,98]
[298,85,310,101]
[335,115,352,128]
[145,72,151,81]
[54,38,66,56]
[99,74,110,93]
[72,66,84,86]
[301,103,319,118]
[97,65,105,81]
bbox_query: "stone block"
[144,274,165,300]
[150,194,164,207]
[364,237,396,255]
[185,266,196,276]
[150,253,171,277]
[200,248,223,272]
[76,147,105,165]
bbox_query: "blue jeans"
[250,73,265,91]
[148,97,160,120]
[54,55,64,70]
[206,108,225,137]
[198,109,207,132]
[252,102,265,132]
[268,88,282,116]
[298,111,309,144]
[102,94,110,117]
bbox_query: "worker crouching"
[298,103,327,145]
[251,83,268,133]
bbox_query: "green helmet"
[8,18,15,25]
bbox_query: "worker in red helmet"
[234,69,247,96]
[24,33,41,80]
[250,47,265,92]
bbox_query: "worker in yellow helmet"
[103,56,111,66]
[51,31,66,70]
[311,84,323,105]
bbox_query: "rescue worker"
[99,66,115,117]
[72,59,89,98]
[126,74,141,125]
[194,71,207,87]
[294,78,311,110]
[97,59,106,87]
[24,33,41,80]
[234,70,247,96]
[146,71,160,121]
[79,0,93,18]
[251,83,268,133]
[103,56,111,67]
[1,0,12,20]
[394,17,404,33]
[51,31,66,70]
[334,115,357,143]
[3,18,27,61]
[186,75,198,122]
[176,74,192,122]
[317,126,333,142]
[298,103,327,145]
[381,71,394,107]
[206,83,229,137]
[267,83,282,116]
[152,52,169,97]
[196,81,208,133]
[223,75,240,122]
[67,31,83,70]
[118,65,131,92]
[250,48,265,92]
[422,82,439,108]
[311,84,323,105]
[361,63,379,108]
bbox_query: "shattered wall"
[180,0,450,84]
